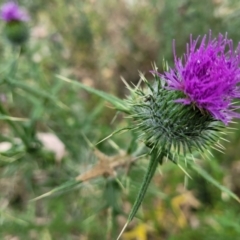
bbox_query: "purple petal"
[0,2,29,22]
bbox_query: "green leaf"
[117,150,164,240]
[29,180,81,202]
[56,75,130,113]
[8,77,69,110]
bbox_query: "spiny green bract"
[128,73,222,160]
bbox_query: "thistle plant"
[0,2,61,153]
[0,1,29,45]
[131,31,240,158]
[56,31,240,239]
[117,31,240,238]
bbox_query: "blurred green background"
[1,0,240,239]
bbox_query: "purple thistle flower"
[0,1,29,22]
[157,31,240,125]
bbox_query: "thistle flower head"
[127,32,240,160]
[1,2,29,45]
[0,1,29,22]
[160,31,240,125]
[130,73,221,159]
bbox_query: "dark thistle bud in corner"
[0,2,30,45]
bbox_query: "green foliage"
[1,0,240,240]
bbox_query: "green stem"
[128,149,164,222]
[117,150,165,240]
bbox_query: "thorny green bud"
[129,72,222,162]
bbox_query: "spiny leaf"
[117,150,164,240]
[7,77,68,110]
[29,180,80,202]
[56,75,130,113]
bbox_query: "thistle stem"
[129,149,164,221]
[117,149,164,240]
